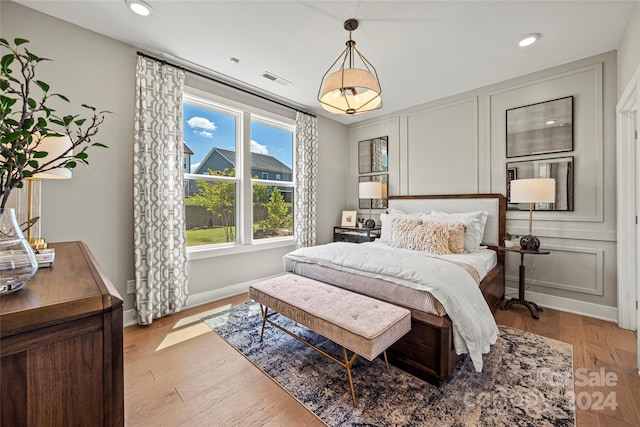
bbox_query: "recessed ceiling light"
[125,0,152,16]
[546,120,556,125]
[518,33,540,47]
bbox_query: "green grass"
[186,227,232,246]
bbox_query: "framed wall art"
[506,96,573,158]
[341,211,357,227]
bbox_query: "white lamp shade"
[359,181,383,199]
[31,134,73,180]
[319,68,382,114]
[510,178,556,203]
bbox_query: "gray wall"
[1,2,349,314]
[348,51,619,321]
[617,1,640,97]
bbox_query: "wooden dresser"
[0,241,124,426]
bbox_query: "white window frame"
[261,172,268,179]
[183,89,296,259]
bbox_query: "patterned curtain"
[294,112,318,249]
[133,56,188,325]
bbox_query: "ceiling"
[12,0,637,125]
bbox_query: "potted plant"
[504,232,515,247]
[0,38,108,293]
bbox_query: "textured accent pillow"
[443,222,466,254]
[390,218,451,255]
[420,211,489,253]
[379,211,423,243]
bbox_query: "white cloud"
[250,139,269,155]
[187,116,217,130]
[194,130,213,138]
[190,162,201,173]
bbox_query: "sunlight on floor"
[172,304,232,329]
[154,304,232,351]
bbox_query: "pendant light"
[318,19,382,115]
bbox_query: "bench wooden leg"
[383,351,390,375]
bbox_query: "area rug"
[202,301,575,427]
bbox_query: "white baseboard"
[504,285,618,323]
[123,273,285,328]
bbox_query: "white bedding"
[284,242,499,372]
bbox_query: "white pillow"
[379,211,423,243]
[420,210,489,253]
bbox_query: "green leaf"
[74,119,86,126]
[75,152,88,159]
[52,93,70,102]
[1,54,14,70]
[2,131,22,144]
[22,170,32,178]
[65,161,77,169]
[14,38,29,46]
[32,151,48,159]
[62,115,74,127]
[37,117,47,128]
[27,98,36,109]
[0,38,8,46]
[49,118,64,126]
[27,160,39,169]
[81,104,96,111]
[27,52,40,62]
[35,80,50,92]
[92,143,108,148]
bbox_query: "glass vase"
[0,208,39,294]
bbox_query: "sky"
[183,103,293,173]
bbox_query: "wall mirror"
[506,156,574,211]
[506,96,573,158]
[359,174,388,209]
[359,136,388,173]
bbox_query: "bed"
[284,194,506,384]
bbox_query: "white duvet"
[284,242,499,372]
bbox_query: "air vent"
[261,71,291,86]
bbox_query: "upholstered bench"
[248,273,411,407]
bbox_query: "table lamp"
[18,134,73,250]
[359,181,383,229]
[509,178,556,250]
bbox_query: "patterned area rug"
[202,301,575,427]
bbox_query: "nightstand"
[499,245,550,319]
[333,226,381,243]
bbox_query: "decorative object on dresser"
[509,178,555,250]
[333,225,380,243]
[358,181,383,229]
[317,19,382,115]
[500,245,550,319]
[0,208,38,294]
[204,302,575,426]
[0,38,109,291]
[0,241,124,426]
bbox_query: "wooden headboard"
[387,194,506,261]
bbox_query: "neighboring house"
[190,147,293,201]
[183,142,193,173]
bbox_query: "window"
[183,91,295,251]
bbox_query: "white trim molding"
[123,273,284,327]
[505,286,618,322]
[616,63,640,331]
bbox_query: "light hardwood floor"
[124,295,639,426]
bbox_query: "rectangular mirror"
[506,96,573,158]
[359,136,388,173]
[506,156,574,211]
[359,174,388,209]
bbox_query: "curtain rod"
[136,51,316,118]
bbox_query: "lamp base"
[519,235,540,251]
[364,219,376,229]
